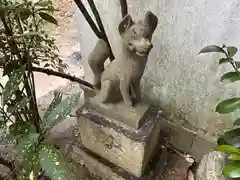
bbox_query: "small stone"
[196,151,229,180]
[185,154,195,164]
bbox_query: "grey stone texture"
[77,104,162,177]
[75,0,240,140]
[71,145,125,180]
[88,12,158,109]
[160,119,216,161]
[196,151,229,180]
[88,98,151,128]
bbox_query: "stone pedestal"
[76,100,162,178]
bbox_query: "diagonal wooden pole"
[74,0,115,61]
[73,0,102,38]
[87,0,115,61]
[120,0,128,18]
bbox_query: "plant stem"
[31,66,94,89]
[27,68,41,133]
[0,17,22,61]
[1,14,41,132]
[16,12,40,128]
[0,107,13,124]
[32,5,38,32]
[224,51,240,73]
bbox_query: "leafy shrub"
[199,44,240,179]
[0,0,81,179]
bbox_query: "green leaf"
[223,161,240,178]
[221,72,240,83]
[0,6,10,17]
[234,118,240,126]
[218,128,240,148]
[19,149,40,180]
[231,154,240,161]
[43,90,62,119]
[3,65,26,104]
[7,97,31,113]
[215,98,240,114]
[39,145,67,180]
[16,133,40,180]
[9,122,36,138]
[37,7,59,13]
[227,46,238,57]
[217,145,240,155]
[43,92,80,130]
[3,61,20,76]
[19,8,32,21]
[42,91,62,128]
[219,58,233,65]
[199,45,226,54]
[35,0,53,7]
[38,12,58,25]
[12,32,40,39]
[15,133,39,155]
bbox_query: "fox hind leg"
[94,80,111,103]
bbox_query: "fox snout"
[129,38,153,56]
[138,38,153,51]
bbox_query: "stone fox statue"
[88,11,158,108]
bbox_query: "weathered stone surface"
[77,104,162,177]
[88,12,158,108]
[72,145,125,180]
[160,119,215,161]
[37,81,84,118]
[44,117,78,147]
[89,98,150,129]
[65,151,99,180]
[69,142,193,180]
[196,151,229,180]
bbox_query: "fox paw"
[127,105,136,112]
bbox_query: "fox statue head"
[118,11,158,57]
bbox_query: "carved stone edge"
[71,136,166,180]
[75,145,139,179]
[87,100,151,129]
[76,104,162,142]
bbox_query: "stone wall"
[75,0,240,140]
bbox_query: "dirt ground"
[34,0,83,98]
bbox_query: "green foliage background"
[199,45,240,179]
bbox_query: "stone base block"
[89,98,151,129]
[71,145,126,180]
[76,103,162,177]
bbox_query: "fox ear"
[118,14,134,35]
[144,11,158,33]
